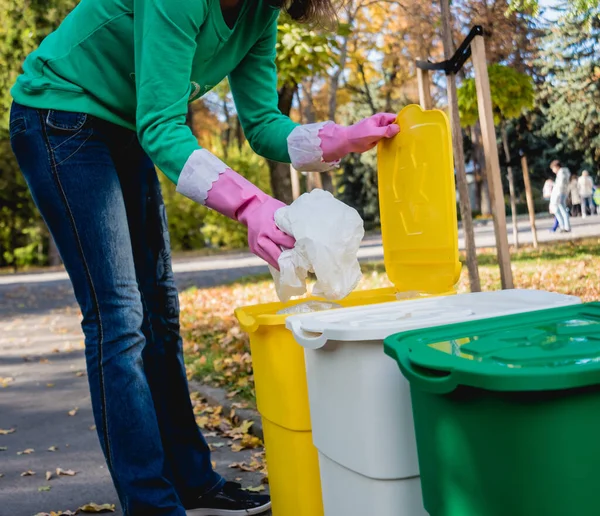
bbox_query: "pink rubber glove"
[319,113,400,162]
[205,169,295,269]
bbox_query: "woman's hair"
[550,159,562,169]
[268,0,337,26]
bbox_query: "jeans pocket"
[44,110,94,166]
[9,117,27,140]
[46,110,88,132]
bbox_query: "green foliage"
[507,0,599,18]
[0,0,77,268]
[159,174,207,252]
[536,5,600,163]
[201,140,272,249]
[337,151,380,228]
[457,64,535,127]
[275,19,339,87]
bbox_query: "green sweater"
[11,0,299,185]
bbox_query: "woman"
[543,176,559,232]
[9,0,399,514]
[549,160,571,233]
[579,170,596,217]
[568,173,582,217]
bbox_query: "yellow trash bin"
[235,105,461,516]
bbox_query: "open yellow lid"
[377,104,461,294]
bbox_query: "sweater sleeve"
[228,15,299,164]
[134,0,228,201]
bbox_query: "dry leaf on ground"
[0,446,7,451]
[0,377,14,387]
[47,446,58,452]
[45,471,52,481]
[68,407,79,417]
[77,503,116,513]
[241,485,265,493]
[17,448,34,455]
[0,428,15,435]
[56,468,77,476]
[38,485,51,492]
[21,470,35,476]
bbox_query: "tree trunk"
[268,83,297,204]
[440,0,481,293]
[328,5,354,121]
[501,124,519,249]
[48,234,61,267]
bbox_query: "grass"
[181,238,600,400]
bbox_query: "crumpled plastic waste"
[269,189,365,303]
[277,301,343,315]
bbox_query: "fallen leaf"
[75,371,85,377]
[47,383,55,388]
[40,358,50,364]
[242,485,265,493]
[0,447,7,451]
[231,434,262,452]
[17,448,34,455]
[68,407,79,417]
[212,442,226,448]
[38,485,51,492]
[56,468,77,476]
[0,377,14,388]
[46,471,53,481]
[47,446,58,452]
[21,470,35,476]
[89,425,96,431]
[77,502,116,513]
[0,428,15,435]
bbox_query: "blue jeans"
[555,194,571,231]
[582,196,595,216]
[9,103,223,515]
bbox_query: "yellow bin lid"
[377,105,461,294]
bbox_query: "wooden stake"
[471,35,514,289]
[417,62,433,110]
[440,0,481,292]
[521,154,539,248]
[501,127,519,249]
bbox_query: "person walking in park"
[579,170,596,218]
[550,160,571,233]
[543,176,560,233]
[569,173,582,217]
[8,0,400,514]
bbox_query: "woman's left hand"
[319,113,400,163]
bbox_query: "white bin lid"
[286,289,581,349]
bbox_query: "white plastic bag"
[269,189,365,302]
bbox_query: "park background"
[1,0,598,270]
[0,1,600,513]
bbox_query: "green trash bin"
[384,302,600,516]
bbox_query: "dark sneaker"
[185,481,271,515]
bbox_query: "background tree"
[458,63,534,247]
[536,3,600,167]
[270,19,338,204]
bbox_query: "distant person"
[550,160,571,232]
[578,170,596,217]
[569,174,582,217]
[543,177,559,233]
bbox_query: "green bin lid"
[384,303,600,394]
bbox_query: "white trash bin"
[286,289,581,516]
